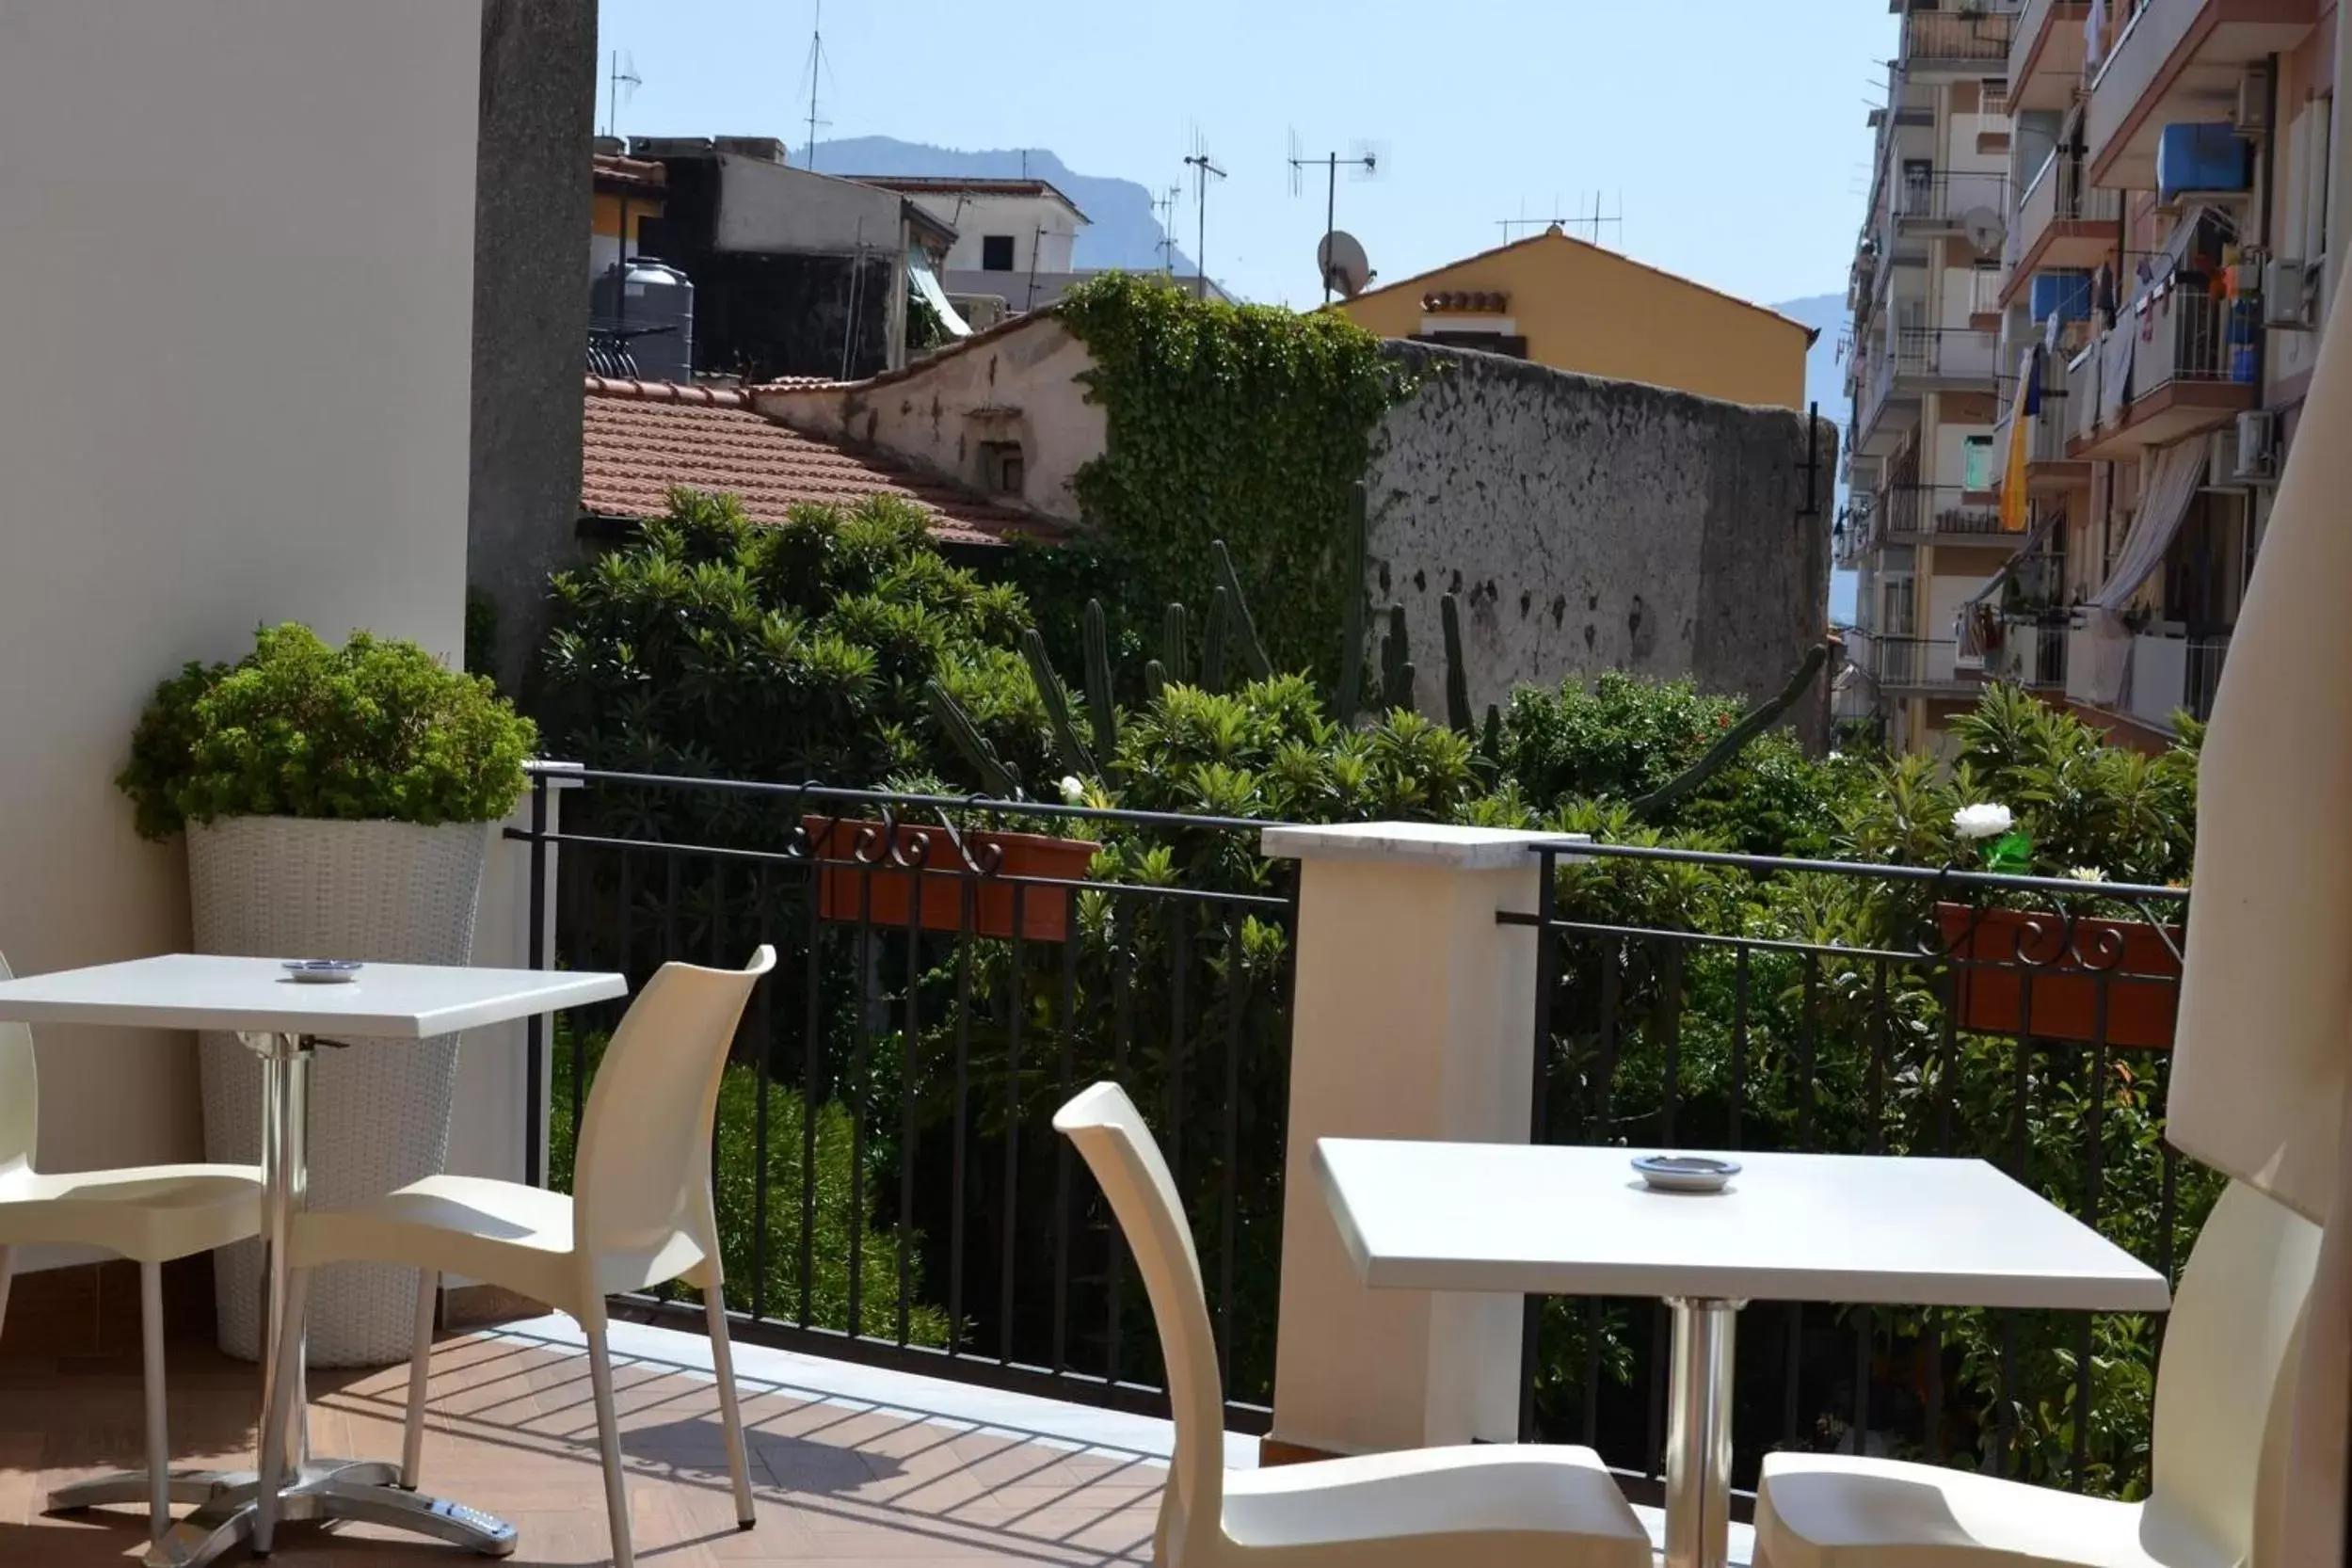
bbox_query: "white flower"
[2066,866,2108,883]
[1828,750,1845,762]
[1059,775,1087,805]
[1951,802,2014,841]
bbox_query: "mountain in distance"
[1771,292,1855,625]
[813,136,1195,277]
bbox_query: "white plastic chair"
[1052,1081,1653,1568]
[0,952,264,1544]
[254,947,776,1567]
[1754,1179,2322,1568]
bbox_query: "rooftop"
[580,376,1048,548]
[854,175,1091,224]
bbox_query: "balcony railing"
[2133,288,2255,393]
[2009,151,2125,273]
[2126,632,2232,728]
[517,766,1298,1431]
[1880,483,2005,539]
[1512,840,2193,1496]
[1851,634,1976,689]
[1895,326,2002,382]
[1896,168,2012,226]
[1906,7,2019,65]
[1986,618,2071,687]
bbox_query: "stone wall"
[1366,342,1834,744]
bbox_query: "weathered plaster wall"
[1367,342,1833,744]
[754,313,1103,520]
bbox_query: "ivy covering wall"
[1044,272,1410,681]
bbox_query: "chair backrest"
[0,954,33,1172]
[2144,1179,2322,1564]
[1053,1083,1224,1560]
[572,947,775,1283]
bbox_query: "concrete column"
[1259,821,1572,1459]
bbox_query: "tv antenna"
[1496,191,1622,247]
[1288,131,1385,304]
[604,49,642,141]
[1153,184,1183,274]
[1183,127,1226,301]
[799,0,834,169]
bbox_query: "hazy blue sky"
[595,1,1897,311]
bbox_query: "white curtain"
[2088,440,2204,614]
[2171,291,2352,1562]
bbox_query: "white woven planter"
[189,816,490,1367]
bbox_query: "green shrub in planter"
[118,622,538,840]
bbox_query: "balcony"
[2010,0,2092,111]
[1854,633,1982,693]
[2085,0,2317,188]
[1894,169,2011,233]
[1905,7,2020,75]
[1878,482,2029,545]
[1895,325,2001,386]
[1999,152,2123,303]
[1983,616,2072,688]
[2065,627,2231,729]
[2067,289,2257,457]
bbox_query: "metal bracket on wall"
[1798,400,1821,518]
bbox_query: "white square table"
[0,953,626,1568]
[1316,1139,2172,1568]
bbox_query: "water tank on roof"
[590,257,695,384]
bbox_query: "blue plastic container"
[2156,123,2251,202]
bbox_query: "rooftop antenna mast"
[604,49,641,141]
[1183,127,1226,301]
[1288,130,1384,304]
[1153,184,1182,274]
[801,0,833,169]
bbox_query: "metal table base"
[1663,1297,1741,1568]
[43,1032,518,1567]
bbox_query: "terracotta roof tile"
[581,377,1052,548]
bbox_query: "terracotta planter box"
[802,817,1100,943]
[1933,903,2183,1049]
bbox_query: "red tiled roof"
[592,152,665,189]
[580,376,1048,548]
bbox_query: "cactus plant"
[1379,603,1415,713]
[1630,642,1831,822]
[1022,628,1098,777]
[1201,585,1230,694]
[1161,602,1189,685]
[924,679,1022,798]
[1143,658,1168,704]
[1081,599,1116,758]
[1211,540,1275,681]
[1440,593,1474,734]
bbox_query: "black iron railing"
[1506,840,2199,1505]
[512,763,1297,1432]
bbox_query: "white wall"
[903,191,1084,276]
[715,155,909,256]
[0,0,481,1176]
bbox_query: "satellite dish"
[1960,206,2007,258]
[1319,230,1373,297]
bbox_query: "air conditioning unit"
[2235,66,2270,133]
[2233,409,2279,483]
[2265,258,2315,329]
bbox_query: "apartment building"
[1840,3,2026,758]
[1845,0,2330,757]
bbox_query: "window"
[978,440,1024,496]
[1961,435,1996,492]
[981,234,1016,272]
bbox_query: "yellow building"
[591,150,664,279]
[1335,226,1815,408]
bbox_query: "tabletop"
[1317,1139,2171,1313]
[0,954,628,1038]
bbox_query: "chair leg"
[702,1284,756,1528]
[400,1269,436,1488]
[252,1268,311,1558]
[139,1260,169,1543]
[586,1315,634,1568]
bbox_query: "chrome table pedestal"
[49,1032,518,1567]
[1662,1297,1742,1568]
